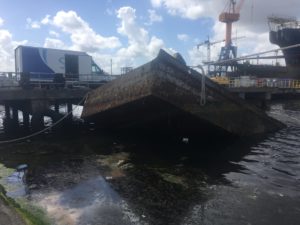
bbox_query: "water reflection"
[32,177,143,225]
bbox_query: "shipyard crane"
[197,36,245,75]
[219,0,245,61]
[198,37,224,75]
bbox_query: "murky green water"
[0,101,299,225]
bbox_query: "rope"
[0,93,88,144]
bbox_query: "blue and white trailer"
[15,45,111,85]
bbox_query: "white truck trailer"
[15,45,113,86]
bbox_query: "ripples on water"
[226,103,300,196]
[181,102,300,225]
[0,101,299,225]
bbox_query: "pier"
[0,87,89,131]
[229,86,300,100]
[1,52,300,136]
[209,74,300,103]
[0,69,121,133]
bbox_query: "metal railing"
[0,72,20,88]
[0,72,119,89]
[228,77,300,89]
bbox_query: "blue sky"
[0,0,298,73]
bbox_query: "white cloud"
[89,7,165,74]
[117,7,148,45]
[152,0,300,34]
[33,8,165,74]
[26,18,41,29]
[0,18,4,27]
[238,0,300,33]
[26,15,51,29]
[234,30,284,65]
[51,10,121,52]
[44,38,66,49]
[0,29,27,71]
[188,46,205,67]
[151,0,162,7]
[148,9,163,24]
[116,7,164,60]
[49,30,60,38]
[151,0,208,20]
[148,36,165,56]
[164,47,177,55]
[177,34,189,42]
[41,15,51,25]
[152,0,300,66]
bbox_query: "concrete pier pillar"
[12,107,19,128]
[3,104,19,133]
[265,92,272,100]
[238,92,246,99]
[12,108,18,122]
[31,100,49,115]
[67,102,73,120]
[22,110,30,129]
[30,100,49,131]
[4,104,10,119]
[31,113,44,131]
[2,118,14,134]
[54,102,59,113]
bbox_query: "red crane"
[219,0,245,47]
[216,0,245,75]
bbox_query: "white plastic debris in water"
[4,164,28,198]
[7,171,25,182]
[17,164,28,172]
[117,160,125,167]
[182,138,189,144]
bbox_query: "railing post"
[196,65,206,106]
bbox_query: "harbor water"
[0,101,299,225]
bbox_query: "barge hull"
[82,50,284,136]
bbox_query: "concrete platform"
[0,88,88,103]
[82,50,284,136]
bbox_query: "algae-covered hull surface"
[82,50,284,137]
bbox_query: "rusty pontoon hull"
[82,50,284,136]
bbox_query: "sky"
[0,0,299,74]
